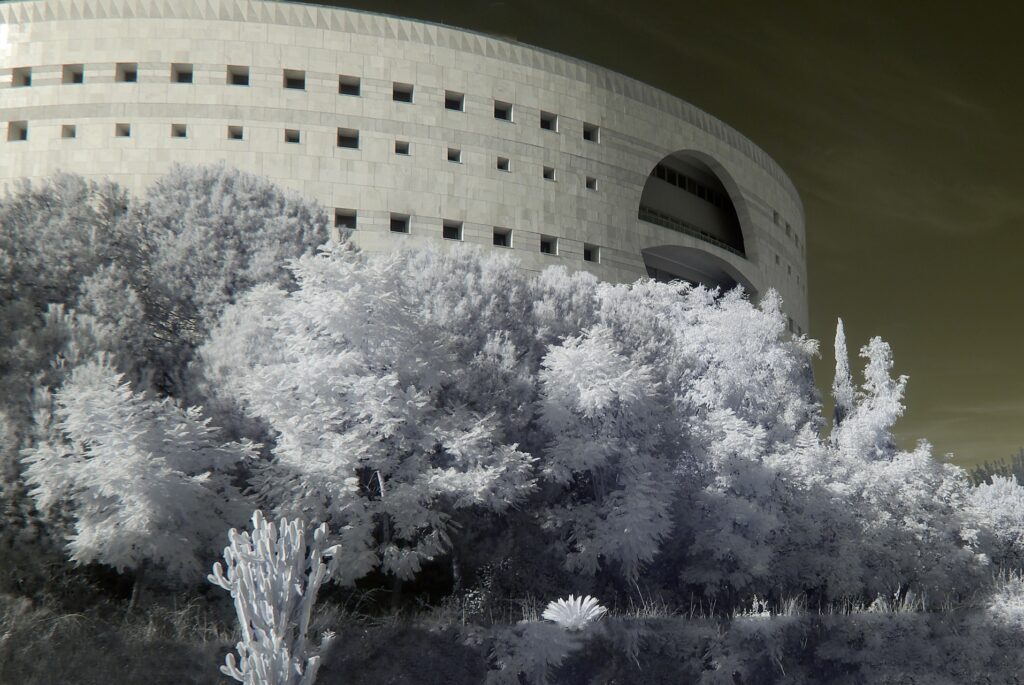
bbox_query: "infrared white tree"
[831,336,907,460]
[22,357,254,589]
[831,318,854,429]
[198,247,537,585]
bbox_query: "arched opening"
[638,152,746,258]
[642,245,758,297]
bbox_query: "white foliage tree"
[21,357,254,587]
[969,475,1024,570]
[831,336,908,460]
[209,510,336,685]
[831,317,854,429]
[539,325,675,580]
[197,247,537,585]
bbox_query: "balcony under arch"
[638,151,747,258]
[642,245,757,297]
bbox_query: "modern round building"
[0,0,809,333]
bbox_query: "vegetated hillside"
[1,167,1022,684]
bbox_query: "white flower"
[541,595,607,631]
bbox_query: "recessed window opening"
[393,82,414,103]
[284,129,301,144]
[334,209,357,230]
[62,64,84,84]
[283,69,305,90]
[447,147,462,163]
[775,254,781,265]
[337,127,359,148]
[115,123,131,138]
[227,125,244,140]
[539,235,558,255]
[540,111,558,131]
[583,122,600,142]
[171,123,187,138]
[12,67,31,87]
[543,166,556,181]
[494,100,513,121]
[339,74,360,96]
[785,222,792,237]
[390,213,410,234]
[586,176,598,191]
[583,243,600,263]
[444,90,465,111]
[116,63,137,83]
[442,220,463,241]
[7,121,28,141]
[496,156,511,172]
[61,124,77,139]
[227,65,249,86]
[171,63,193,83]
[773,209,780,226]
[395,140,410,155]
[493,227,512,248]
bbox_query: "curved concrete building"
[0,0,809,333]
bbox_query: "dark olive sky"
[308,1,1024,467]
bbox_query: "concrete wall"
[0,0,810,333]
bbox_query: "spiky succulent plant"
[541,595,607,631]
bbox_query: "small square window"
[493,227,512,248]
[227,65,249,86]
[12,67,31,87]
[540,111,558,132]
[227,125,244,140]
[116,63,137,83]
[585,176,598,191]
[543,166,556,181]
[395,140,410,155]
[390,213,410,234]
[583,243,600,263]
[339,74,360,96]
[334,208,357,230]
[496,156,511,172]
[447,147,462,163]
[785,221,792,237]
[775,254,781,265]
[171,123,187,138]
[171,63,193,84]
[393,82,414,103]
[283,69,305,90]
[284,129,301,144]
[583,122,600,142]
[62,64,84,84]
[337,127,359,148]
[442,220,463,241]
[61,124,77,139]
[7,121,28,141]
[115,123,131,138]
[773,209,780,226]
[494,100,513,121]
[444,90,465,111]
[539,235,558,255]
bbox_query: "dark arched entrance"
[638,152,747,259]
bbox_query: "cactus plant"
[209,510,338,685]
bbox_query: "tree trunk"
[128,561,146,612]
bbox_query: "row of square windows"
[341,213,601,263]
[4,120,600,189]
[7,64,601,140]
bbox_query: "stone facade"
[0,0,809,333]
